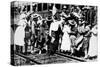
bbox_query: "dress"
[14,19,26,46]
[61,25,71,51]
[88,25,98,57]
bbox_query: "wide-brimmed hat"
[68,20,76,25]
[31,14,40,18]
[82,6,91,10]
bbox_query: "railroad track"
[15,52,42,64]
[55,52,86,62]
[15,51,86,65]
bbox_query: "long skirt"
[88,34,98,57]
[14,26,25,46]
[61,32,71,51]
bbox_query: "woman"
[88,25,98,58]
[61,22,71,52]
[14,13,27,53]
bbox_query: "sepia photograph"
[10,1,98,66]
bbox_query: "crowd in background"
[11,2,98,60]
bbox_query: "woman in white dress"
[61,23,71,52]
[14,13,27,53]
[88,25,98,58]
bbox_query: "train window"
[37,3,42,12]
[32,4,37,12]
[55,4,61,10]
[62,5,69,10]
[27,5,30,12]
[23,6,27,12]
[48,3,54,10]
[43,3,48,11]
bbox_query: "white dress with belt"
[61,25,71,51]
[14,19,26,46]
[88,25,98,57]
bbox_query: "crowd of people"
[11,3,97,60]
